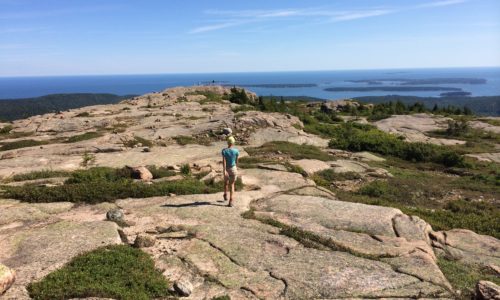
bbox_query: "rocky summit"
[0,86,499,300]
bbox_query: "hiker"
[222,136,239,207]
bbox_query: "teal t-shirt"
[222,148,239,168]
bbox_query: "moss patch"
[27,245,169,300]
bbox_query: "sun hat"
[227,136,236,145]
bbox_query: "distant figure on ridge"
[222,135,239,207]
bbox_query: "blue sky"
[0,0,499,76]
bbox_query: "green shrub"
[27,245,169,300]
[0,139,48,151]
[228,87,250,104]
[146,165,176,179]
[65,167,131,184]
[173,135,211,146]
[75,112,91,117]
[358,181,392,197]
[0,125,13,135]
[3,177,220,204]
[65,131,102,143]
[237,156,274,169]
[180,164,191,175]
[327,123,465,167]
[283,162,308,177]
[12,170,71,182]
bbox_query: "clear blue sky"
[0,0,499,76]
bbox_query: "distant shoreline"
[325,86,462,92]
[1,92,499,120]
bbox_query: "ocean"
[0,67,499,100]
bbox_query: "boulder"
[133,234,156,248]
[173,278,193,296]
[106,209,124,223]
[0,264,15,295]
[476,281,500,300]
[128,166,153,181]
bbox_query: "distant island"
[440,91,472,97]
[325,86,462,92]
[223,83,317,88]
[0,93,135,121]
[346,78,487,85]
[354,95,500,116]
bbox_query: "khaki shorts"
[225,166,238,183]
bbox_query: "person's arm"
[222,154,227,175]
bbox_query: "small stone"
[106,209,124,223]
[475,280,500,300]
[0,264,15,295]
[169,193,176,197]
[142,147,151,152]
[128,166,153,181]
[174,278,193,296]
[133,234,156,248]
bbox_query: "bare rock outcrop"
[0,264,15,295]
[430,229,500,269]
[375,113,466,145]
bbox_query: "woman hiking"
[222,136,239,207]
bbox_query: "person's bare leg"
[223,177,228,201]
[228,181,235,207]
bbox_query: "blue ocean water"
[0,67,499,99]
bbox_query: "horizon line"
[1,65,499,78]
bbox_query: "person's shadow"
[161,201,227,208]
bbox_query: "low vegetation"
[11,170,71,182]
[75,111,91,117]
[246,141,334,161]
[312,165,500,238]
[65,131,102,143]
[0,139,49,151]
[146,165,176,179]
[326,122,465,167]
[437,257,500,299]
[173,135,212,146]
[123,136,153,148]
[2,166,238,203]
[429,120,500,154]
[27,245,170,300]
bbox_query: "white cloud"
[190,1,468,34]
[332,10,393,22]
[416,0,467,8]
